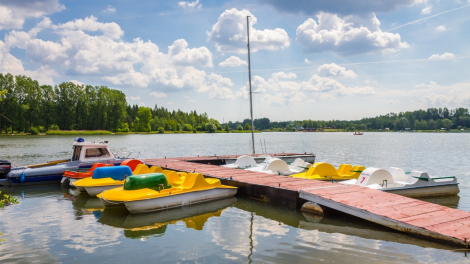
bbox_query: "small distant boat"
[290,162,365,181]
[353,132,364,135]
[340,167,460,197]
[100,172,237,213]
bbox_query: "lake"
[0,132,469,263]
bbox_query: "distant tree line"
[0,73,220,133]
[226,107,470,131]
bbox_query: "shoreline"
[0,130,466,136]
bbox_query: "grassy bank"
[45,130,112,135]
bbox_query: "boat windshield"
[72,146,82,161]
[85,148,111,158]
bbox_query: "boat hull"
[7,159,126,186]
[382,183,460,198]
[9,174,64,186]
[85,185,123,196]
[125,188,237,214]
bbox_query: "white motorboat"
[1,138,138,186]
[341,167,460,197]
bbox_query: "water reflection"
[235,198,456,250]
[97,197,237,239]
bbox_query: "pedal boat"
[290,162,365,181]
[62,159,143,186]
[62,163,114,185]
[72,165,163,195]
[245,158,311,176]
[221,155,260,169]
[340,167,460,197]
[100,172,237,213]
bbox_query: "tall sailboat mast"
[247,16,255,155]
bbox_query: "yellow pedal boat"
[73,164,163,196]
[290,162,365,181]
[100,172,237,213]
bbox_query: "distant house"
[441,128,446,130]
[405,128,410,131]
[385,128,390,131]
[379,129,382,131]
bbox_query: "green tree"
[224,123,230,132]
[237,125,243,131]
[442,118,453,129]
[244,123,251,130]
[137,107,152,132]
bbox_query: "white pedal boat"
[245,157,311,176]
[221,155,260,169]
[341,167,460,197]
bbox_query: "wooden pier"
[144,155,470,247]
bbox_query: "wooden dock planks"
[144,156,470,247]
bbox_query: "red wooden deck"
[144,156,470,247]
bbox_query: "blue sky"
[1,0,470,122]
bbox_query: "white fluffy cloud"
[178,0,202,9]
[296,12,409,55]
[207,8,290,53]
[219,56,247,67]
[1,16,218,90]
[168,39,213,67]
[428,53,455,60]
[198,73,234,99]
[251,71,375,105]
[435,25,447,32]
[70,80,84,86]
[421,93,453,107]
[149,92,167,98]
[317,63,357,78]
[0,0,65,30]
[414,82,470,107]
[304,58,311,64]
[129,96,141,101]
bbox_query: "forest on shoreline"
[0,73,222,134]
[1,73,469,134]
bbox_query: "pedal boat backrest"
[181,173,221,190]
[263,159,290,172]
[162,170,183,185]
[234,155,257,168]
[304,162,338,177]
[387,167,409,182]
[92,166,133,181]
[337,164,353,175]
[356,168,395,186]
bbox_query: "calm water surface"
[1,133,469,263]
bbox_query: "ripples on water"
[0,133,469,263]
